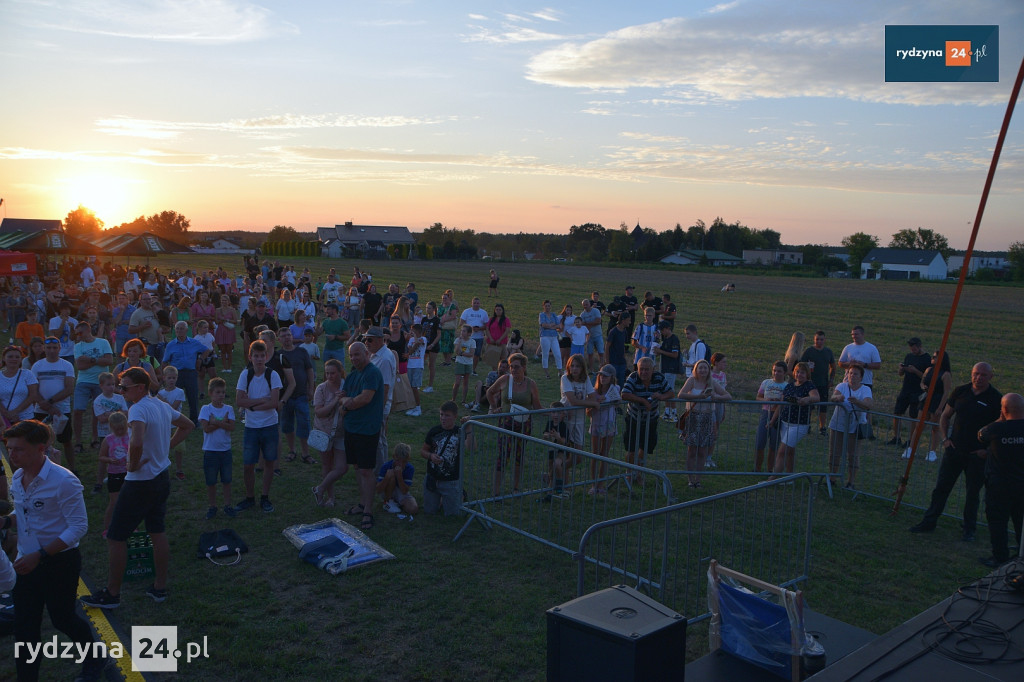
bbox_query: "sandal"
[346,503,365,516]
[74,443,85,454]
[301,453,317,465]
[360,513,374,530]
[284,451,297,463]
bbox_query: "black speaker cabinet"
[547,585,686,682]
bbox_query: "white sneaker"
[706,458,717,469]
[406,406,421,417]
[901,448,912,459]
[471,403,480,413]
[383,500,401,514]
[926,451,938,462]
[421,386,434,394]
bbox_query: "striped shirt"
[621,371,671,420]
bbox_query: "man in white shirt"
[81,367,193,609]
[460,297,489,375]
[80,262,95,290]
[839,325,882,388]
[683,324,708,378]
[4,419,106,681]
[320,272,344,306]
[32,336,76,469]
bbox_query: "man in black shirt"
[910,362,1001,541]
[621,285,639,338]
[660,293,677,331]
[278,328,314,465]
[977,393,1024,567]
[800,330,836,435]
[890,337,932,445]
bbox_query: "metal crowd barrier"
[467,399,977,525]
[575,473,816,623]
[453,418,676,552]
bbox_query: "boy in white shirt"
[199,377,236,519]
[567,316,589,357]
[193,320,217,389]
[157,366,187,480]
[91,372,128,494]
[235,340,283,513]
[406,323,426,417]
[300,328,321,379]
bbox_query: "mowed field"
[10,255,1023,681]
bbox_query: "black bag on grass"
[197,529,248,566]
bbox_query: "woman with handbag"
[827,366,873,489]
[311,359,348,507]
[676,358,730,489]
[0,345,41,429]
[487,352,541,496]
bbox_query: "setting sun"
[58,174,135,226]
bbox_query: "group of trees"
[840,227,954,273]
[63,206,191,243]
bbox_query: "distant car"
[553,258,567,263]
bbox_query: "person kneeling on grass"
[421,401,466,516]
[377,443,417,519]
[542,403,571,502]
[199,378,236,520]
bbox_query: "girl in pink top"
[98,412,130,536]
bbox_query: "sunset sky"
[1,1,1021,249]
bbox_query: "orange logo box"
[946,41,971,66]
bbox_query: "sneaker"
[383,500,401,514]
[909,521,935,534]
[273,468,282,477]
[234,498,255,512]
[312,486,325,506]
[80,588,120,610]
[926,451,938,462]
[175,471,185,481]
[961,531,975,543]
[421,386,434,393]
[901,448,912,459]
[406,406,421,417]
[463,402,473,410]
[261,497,275,513]
[706,458,717,469]
[549,491,569,500]
[205,506,217,520]
[223,505,237,518]
[472,371,478,376]
[145,585,167,603]
[470,403,480,413]
[819,427,827,436]
[91,483,103,494]
[397,513,414,522]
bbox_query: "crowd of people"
[0,256,1020,680]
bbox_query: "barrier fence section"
[575,473,816,624]
[453,418,676,558]
[469,399,976,524]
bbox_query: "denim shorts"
[586,334,605,355]
[74,382,102,411]
[243,424,279,465]
[407,368,423,388]
[281,397,311,438]
[203,449,233,486]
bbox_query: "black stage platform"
[811,558,1024,681]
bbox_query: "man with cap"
[363,327,396,468]
[890,337,931,446]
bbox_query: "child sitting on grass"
[97,411,129,537]
[377,442,417,519]
[91,372,127,494]
[157,365,187,480]
[199,377,236,519]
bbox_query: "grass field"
[10,255,1024,680]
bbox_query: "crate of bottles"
[123,531,154,582]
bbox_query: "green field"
[16,255,1024,680]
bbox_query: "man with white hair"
[161,321,209,423]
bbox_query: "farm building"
[860,248,947,280]
[317,222,415,259]
[947,251,1010,276]
[661,249,744,266]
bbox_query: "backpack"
[243,365,274,394]
[197,529,248,566]
[695,338,712,363]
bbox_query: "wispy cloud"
[462,8,570,44]
[19,0,296,44]
[95,113,451,139]
[526,4,1017,106]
